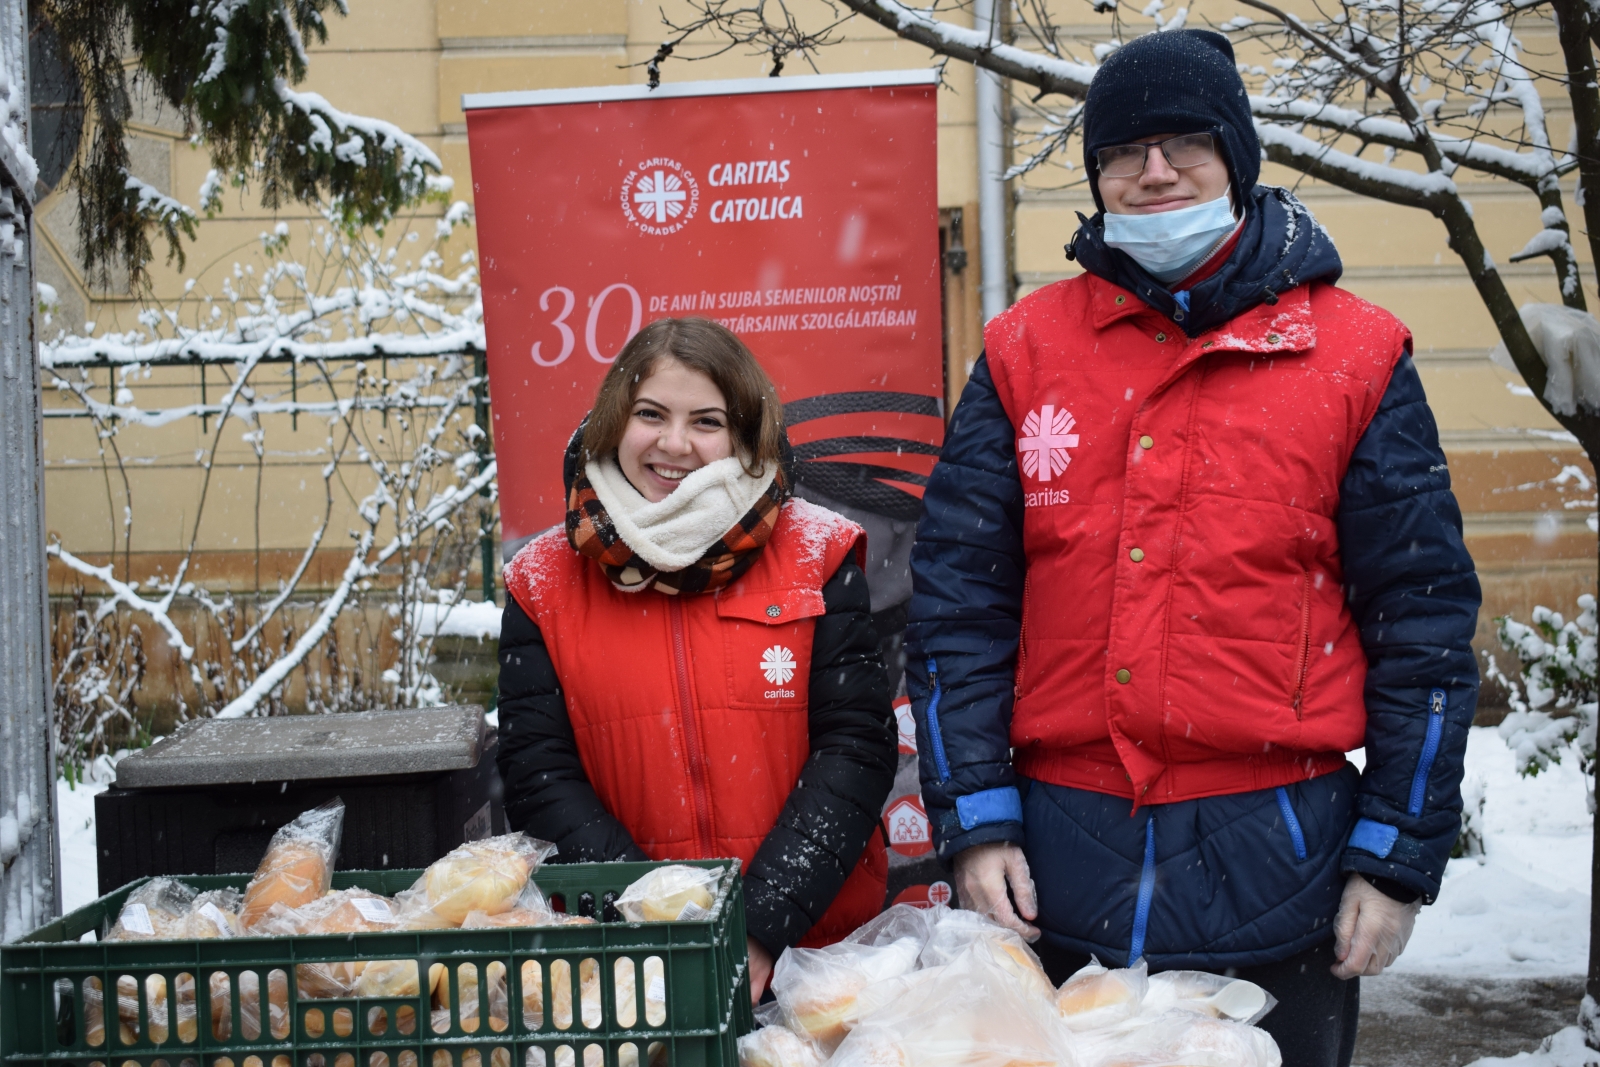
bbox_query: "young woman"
[496,317,896,1000]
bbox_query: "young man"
[906,29,1479,1067]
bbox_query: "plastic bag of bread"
[239,798,345,929]
[1054,957,1149,1031]
[225,971,288,1043]
[461,877,576,928]
[1142,970,1274,1025]
[738,1025,828,1067]
[771,934,922,1051]
[616,864,722,922]
[182,888,243,938]
[354,959,447,999]
[249,887,401,998]
[831,946,1076,1067]
[919,909,1052,1002]
[107,877,199,940]
[1073,1010,1281,1067]
[395,832,555,926]
[843,902,944,950]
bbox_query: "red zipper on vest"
[1292,568,1313,718]
[668,597,715,855]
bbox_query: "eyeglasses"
[1095,133,1217,178]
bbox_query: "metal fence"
[0,0,60,941]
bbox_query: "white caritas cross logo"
[761,645,796,685]
[620,157,700,235]
[1017,405,1079,482]
[634,170,688,223]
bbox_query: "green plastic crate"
[1,859,754,1067]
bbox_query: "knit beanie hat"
[1081,30,1260,212]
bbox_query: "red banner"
[464,71,944,546]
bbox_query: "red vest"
[503,499,887,946]
[984,274,1405,804]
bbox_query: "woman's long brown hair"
[581,317,785,482]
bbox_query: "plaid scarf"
[567,459,786,595]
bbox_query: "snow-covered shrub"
[1452,772,1487,861]
[41,198,493,731]
[50,587,147,782]
[1485,596,1598,811]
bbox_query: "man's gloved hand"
[952,841,1041,941]
[1331,872,1421,978]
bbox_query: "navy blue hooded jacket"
[905,187,1481,969]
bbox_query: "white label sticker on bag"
[677,901,708,921]
[198,902,232,935]
[352,897,396,923]
[120,902,154,935]
[647,976,666,1005]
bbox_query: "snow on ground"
[52,727,1593,978]
[1386,725,1591,978]
[1466,1025,1599,1067]
[56,754,121,915]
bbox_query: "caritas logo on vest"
[1018,404,1078,507]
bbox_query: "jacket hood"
[1067,185,1343,338]
[561,416,797,497]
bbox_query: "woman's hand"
[747,937,775,1004]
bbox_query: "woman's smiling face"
[617,356,735,502]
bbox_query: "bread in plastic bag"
[1142,970,1275,1025]
[843,902,945,949]
[107,877,199,940]
[919,908,1052,1001]
[831,944,1076,1067]
[248,887,401,998]
[738,1024,828,1067]
[1073,1010,1281,1067]
[183,888,243,938]
[354,959,448,999]
[239,798,345,928]
[1054,958,1149,1031]
[396,832,555,926]
[460,876,580,928]
[616,864,721,922]
[771,935,922,1051]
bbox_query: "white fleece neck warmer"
[585,454,777,573]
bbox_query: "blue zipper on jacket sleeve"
[1408,689,1447,817]
[1128,816,1157,965]
[924,657,952,781]
[1275,787,1307,861]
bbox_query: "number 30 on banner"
[531,283,644,367]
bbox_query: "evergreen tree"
[37,0,439,287]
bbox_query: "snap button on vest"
[766,605,781,618]
[1267,333,1282,343]
[1114,295,1126,305]
[1138,435,1154,449]
[1116,669,1132,684]
[1155,332,1167,343]
[1129,548,1145,562]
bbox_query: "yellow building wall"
[38,0,1595,707]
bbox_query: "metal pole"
[974,0,1010,322]
[0,0,60,940]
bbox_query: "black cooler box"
[93,705,505,894]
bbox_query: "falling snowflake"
[760,645,796,685]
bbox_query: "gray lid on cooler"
[114,705,490,788]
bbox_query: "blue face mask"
[1102,195,1238,285]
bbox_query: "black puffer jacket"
[496,437,897,954]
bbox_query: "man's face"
[1097,132,1232,215]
